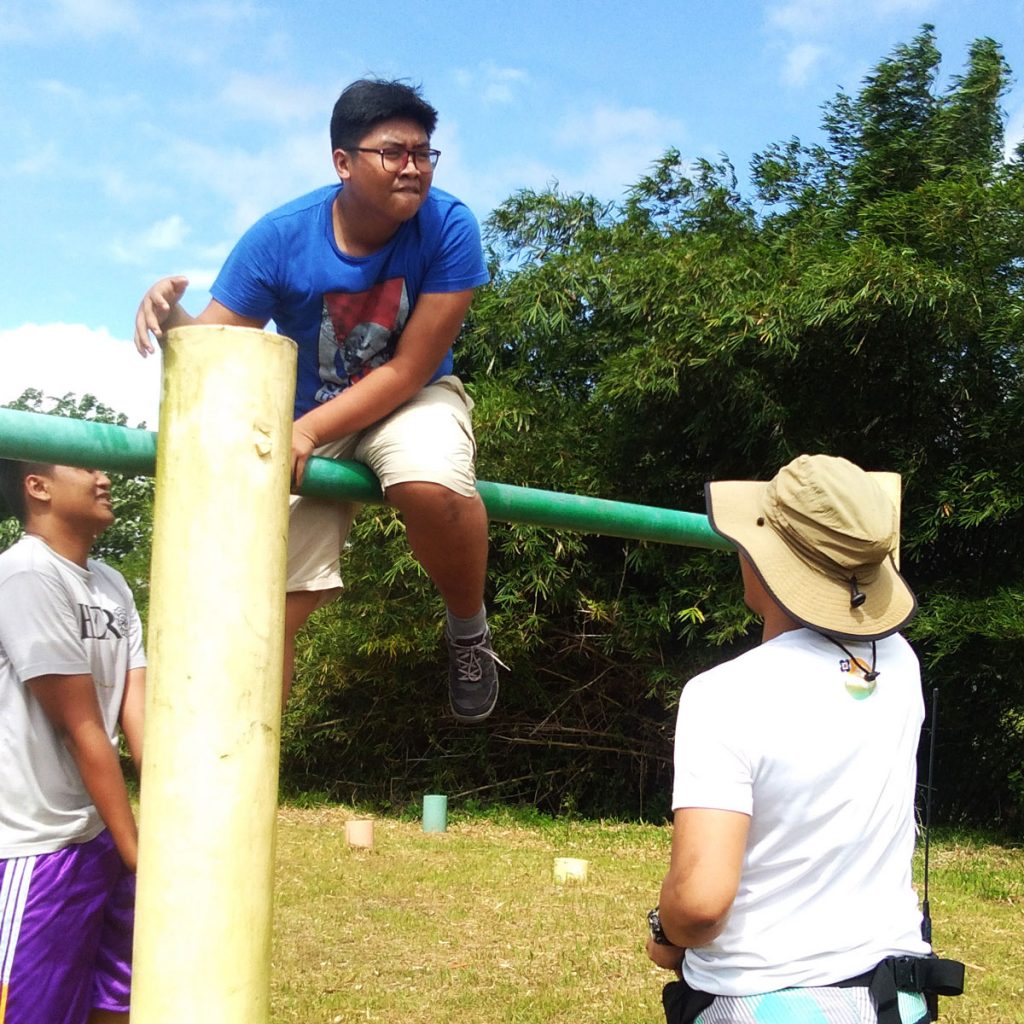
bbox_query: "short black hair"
[0,459,52,526]
[330,78,438,151]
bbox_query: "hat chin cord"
[801,575,879,681]
[819,633,879,682]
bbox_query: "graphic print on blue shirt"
[315,278,411,403]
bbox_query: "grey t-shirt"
[0,535,146,856]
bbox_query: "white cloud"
[426,118,549,220]
[767,0,933,36]
[783,42,830,86]
[551,105,686,198]
[558,105,684,149]
[218,72,327,124]
[165,130,329,234]
[11,142,60,176]
[36,77,143,118]
[38,78,86,102]
[0,323,162,427]
[2,0,143,40]
[767,0,852,36]
[765,0,936,88]
[179,267,219,292]
[437,100,688,218]
[51,0,141,37]
[1004,93,1024,162]
[443,103,688,214]
[110,215,191,265]
[142,214,189,250]
[93,166,166,206]
[453,63,530,105]
[174,0,269,27]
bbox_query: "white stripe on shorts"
[0,857,35,986]
[696,985,907,1023]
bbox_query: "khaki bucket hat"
[705,454,916,641]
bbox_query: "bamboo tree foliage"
[8,24,1019,834]
[462,25,1020,825]
[283,29,1022,824]
[0,390,155,616]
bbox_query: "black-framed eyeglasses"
[352,147,441,172]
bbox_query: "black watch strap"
[648,907,673,946]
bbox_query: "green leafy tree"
[441,27,1023,826]
[9,31,1011,827]
[0,390,155,611]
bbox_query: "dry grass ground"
[270,807,1023,1023]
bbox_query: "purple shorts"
[0,830,134,1024]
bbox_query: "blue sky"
[2,0,1022,426]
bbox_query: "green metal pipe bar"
[0,407,732,551]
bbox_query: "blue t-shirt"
[211,184,489,418]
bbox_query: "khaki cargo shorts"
[286,375,477,598]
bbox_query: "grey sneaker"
[446,626,506,722]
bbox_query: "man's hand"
[291,422,321,488]
[134,276,190,356]
[646,936,685,977]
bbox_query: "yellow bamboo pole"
[871,471,903,570]
[131,325,296,1024]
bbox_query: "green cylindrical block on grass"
[423,794,448,832]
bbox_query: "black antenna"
[921,686,938,944]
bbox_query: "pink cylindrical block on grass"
[345,819,374,849]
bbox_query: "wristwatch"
[647,906,673,946]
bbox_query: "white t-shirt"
[673,628,931,996]
[0,535,146,857]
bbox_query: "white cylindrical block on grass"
[131,325,296,1024]
[553,857,589,883]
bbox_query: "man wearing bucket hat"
[646,454,963,1024]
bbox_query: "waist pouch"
[835,955,965,1023]
[661,974,715,1024]
[662,955,965,1024]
